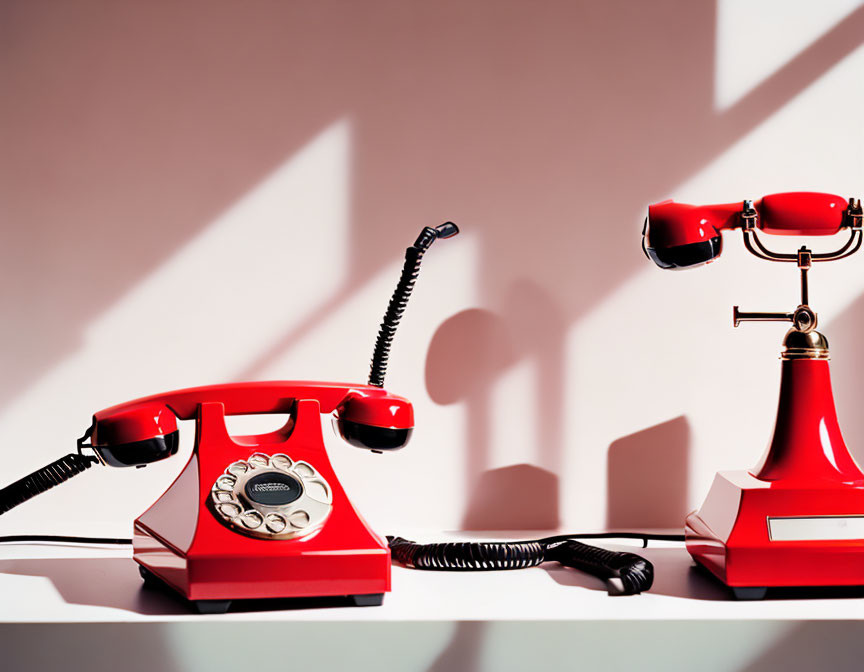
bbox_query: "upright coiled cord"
[0,453,98,516]
[368,222,459,387]
[369,246,423,387]
[388,533,670,595]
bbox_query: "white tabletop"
[1,532,863,623]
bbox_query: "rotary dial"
[210,452,333,540]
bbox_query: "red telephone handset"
[643,191,860,269]
[88,381,414,467]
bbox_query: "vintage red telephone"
[0,223,459,613]
[0,218,684,611]
[644,191,864,598]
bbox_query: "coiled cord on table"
[368,222,458,387]
[388,532,679,595]
[389,537,546,570]
[0,453,98,516]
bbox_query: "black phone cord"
[368,222,458,387]
[387,532,682,595]
[0,453,98,516]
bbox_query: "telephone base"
[138,557,386,612]
[129,397,392,612]
[686,470,864,594]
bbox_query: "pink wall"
[1,0,863,537]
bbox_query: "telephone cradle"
[102,383,402,613]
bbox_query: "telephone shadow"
[607,416,690,530]
[426,294,566,531]
[0,556,387,615]
[0,556,189,616]
[462,464,559,530]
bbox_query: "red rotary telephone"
[0,218,684,609]
[0,222,457,613]
[644,191,864,599]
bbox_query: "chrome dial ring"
[210,452,333,540]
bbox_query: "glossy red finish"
[646,191,850,249]
[753,359,864,484]
[686,358,864,588]
[92,381,414,446]
[646,200,738,247]
[335,389,413,428]
[88,381,413,606]
[758,192,847,235]
[133,397,391,603]
[92,402,178,445]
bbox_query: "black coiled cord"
[545,539,654,596]
[388,533,673,595]
[0,453,98,516]
[368,222,459,387]
[389,537,546,570]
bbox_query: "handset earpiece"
[91,402,180,467]
[333,220,455,452]
[642,201,726,269]
[0,402,181,517]
[333,392,414,452]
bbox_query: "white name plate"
[768,515,864,541]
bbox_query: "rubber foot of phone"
[138,565,160,588]
[194,600,233,615]
[731,586,768,601]
[351,593,384,607]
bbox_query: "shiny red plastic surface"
[92,381,413,445]
[92,402,178,445]
[133,397,391,603]
[686,358,864,588]
[758,192,847,235]
[646,200,739,247]
[646,191,849,249]
[753,360,864,483]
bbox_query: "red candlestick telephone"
[644,191,864,599]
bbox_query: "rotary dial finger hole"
[304,479,332,504]
[293,462,316,478]
[271,454,293,471]
[248,453,270,468]
[240,510,263,529]
[227,461,249,476]
[288,510,310,528]
[218,502,242,518]
[265,513,288,533]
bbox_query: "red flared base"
[686,470,864,589]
